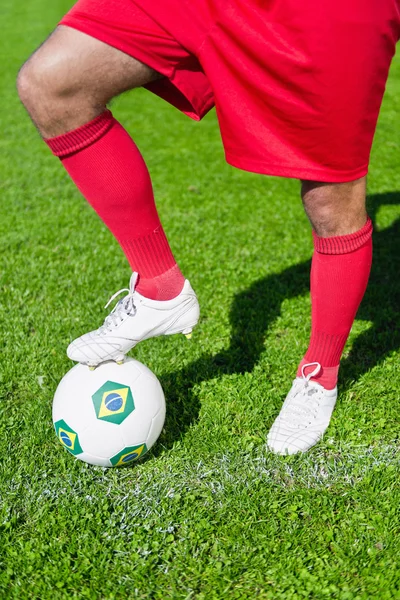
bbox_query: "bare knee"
[16,61,36,110]
[17,56,78,113]
[17,39,106,137]
[17,26,159,138]
[301,177,367,237]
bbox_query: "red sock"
[298,218,373,389]
[45,110,184,301]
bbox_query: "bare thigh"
[18,25,161,137]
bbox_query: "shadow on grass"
[153,191,400,454]
[340,191,400,385]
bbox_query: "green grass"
[1,1,400,598]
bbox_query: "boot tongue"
[129,272,139,293]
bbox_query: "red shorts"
[61,0,400,182]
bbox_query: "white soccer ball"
[52,358,166,467]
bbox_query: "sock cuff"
[313,217,373,255]
[44,109,115,157]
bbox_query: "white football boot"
[267,362,338,455]
[67,272,200,368]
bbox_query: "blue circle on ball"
[60,432,72,447]
[122,452,138,463]
[105,392,123,412]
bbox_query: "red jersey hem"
[225,153,369,183]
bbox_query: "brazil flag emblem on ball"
[92,381,135,424]
[110,443,147,467]
[54,419,83,456]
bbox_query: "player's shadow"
[151,191,400,455]
[339,192,400,384]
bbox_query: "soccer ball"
[52,358,166,467]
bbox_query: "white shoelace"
[281,362,325,426]
[96,273,139,334]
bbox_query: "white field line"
[18,441,399,517]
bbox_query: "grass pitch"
[1,1,400,598]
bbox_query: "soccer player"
[17,0,400,454]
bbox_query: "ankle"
[297,358,339,390]
[136,265,185,301]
